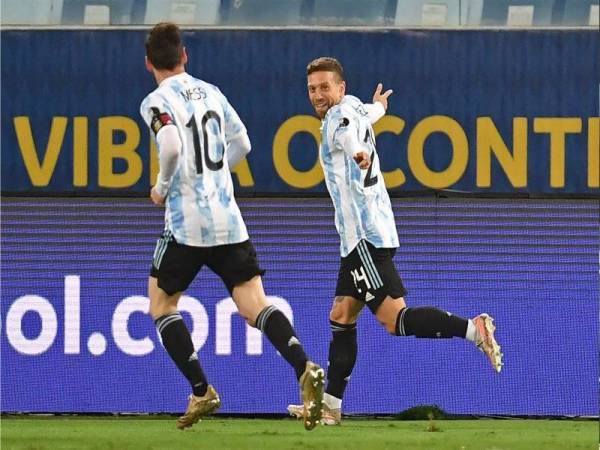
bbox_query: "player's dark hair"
[306,57,345,82]
[145,22,184,71]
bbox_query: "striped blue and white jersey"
[320,95,399,257]
[140,72,248,247]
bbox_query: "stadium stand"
[221,0,305,26]
[1,0,598,27]
[1,0,63,25]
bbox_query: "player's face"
[307,71,346,119]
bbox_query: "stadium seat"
[479,0,555,26]
[1,0,64,25]
[460,0,485,25]
[394,0,461,27]
[310,0,391,26]
[143,0,220,25]
[61,0,136,25]
[222,0,304,26]
[561,0,599,26]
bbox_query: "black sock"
[325,321,357,400]
[395,306,468,338]
[155,313,208,397]
[256,305,308,380]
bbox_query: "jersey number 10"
[186,110,224,174]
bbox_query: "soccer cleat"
[473,313,503,373]
[176,384,221,430]
[298,361,325,430]
[288,402,341,426]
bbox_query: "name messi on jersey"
[180,87,207,102]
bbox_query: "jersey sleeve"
[363,102,385,124]
[139,94,176,139]
[332,115,365,159]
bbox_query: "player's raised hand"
[354,151,371,169]
[372,83,393,111]
[150,187,166,206]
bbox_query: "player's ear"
[145,56,153,73]
[181,47,188,65]
[340,80,346,96]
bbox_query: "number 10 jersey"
[140,72,248,247]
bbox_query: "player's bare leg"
[148,276,182,319]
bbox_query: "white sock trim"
[465,319,477,343]
[323,393,342,410]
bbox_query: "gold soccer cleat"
[176,384,221,430]
[298,361,325,430]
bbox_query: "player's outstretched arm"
[372,82,393,111]
[363,83,393,125]
[334,118,372,170]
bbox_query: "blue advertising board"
[1,29,599,195]
[1,197,598,415]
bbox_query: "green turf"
[1,417,597,450]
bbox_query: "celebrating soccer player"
[140,23,324,431]
[288,57,503,425]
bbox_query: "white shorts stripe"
[357,241,383,289]
[356,242,381,289]
[153,230,172,269]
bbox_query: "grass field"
[1,416,597,450]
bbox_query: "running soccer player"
[141,23,324,431]
[289,57,502,425]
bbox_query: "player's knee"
[376,315,397,335]
[242,311,257,328]
[374,297,407,335]
[149,300,176,320]
[329,298,360,324]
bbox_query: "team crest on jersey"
[338,117,350,128]
[150,107,173,135]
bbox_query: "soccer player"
[140,23,324,431]
[288,57,503,425]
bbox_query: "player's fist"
[150,187,166,206]
[372,83,393,112]
[354,151,371,169]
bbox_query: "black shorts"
[150,232,265,296]
[335,240,407,313]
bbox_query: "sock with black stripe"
[155,312,208,397]
[325,320,357,400]
[395,306,468,338]
[255,305,308,380]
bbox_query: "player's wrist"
[374,100,386,113]
[153,180,169,198]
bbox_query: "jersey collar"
[159,71,189,88]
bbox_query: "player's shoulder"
[140,89,162,115]
[342,95,363,108]
[193,78,223,98]
[340,95,368,118]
